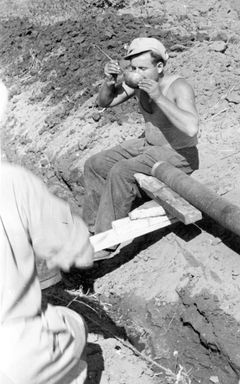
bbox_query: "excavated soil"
[1,0,240,383]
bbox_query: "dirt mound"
[1,4,199,212]
[2,1,240,211]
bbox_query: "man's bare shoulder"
[169,76,195,97]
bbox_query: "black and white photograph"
[1,1,240,383]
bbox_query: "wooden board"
[90,214,177,252]
[129,200,166,219]
[134,173,202,225]
[90,173,202,252]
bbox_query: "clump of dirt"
[1,0,240,383]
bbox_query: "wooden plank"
[129,200,166,219]
[112,214,174,233]
[134,173,202,225]
[90,214,177,252]
[152,161,240,237]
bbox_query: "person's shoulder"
[170,76,194,91]
[1,162,41,189]
[1,162,23,178]
[1,162,30,177]
[167,76,195,98]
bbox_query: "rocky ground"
[1,0,240,383]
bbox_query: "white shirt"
[0,163,89,384]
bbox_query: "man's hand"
[138,79,162,101]
[104,61,121,84]
[44,215,94,272]
[73,239,94,270]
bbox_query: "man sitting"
[83,37,199,260]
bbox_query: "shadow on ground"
[42,282,128,384]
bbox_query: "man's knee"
[161,148,181,163]
[84,153,102,176]
[153,147,189,170]
[109,160,135,182]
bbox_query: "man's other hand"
[138,79,162,101]
[104,60,121,82]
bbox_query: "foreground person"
[83,37,199,260]
[0,162,94,384]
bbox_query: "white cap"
[124,37,169,63]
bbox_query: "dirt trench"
[1,0,240,383]
[90,218,240,383]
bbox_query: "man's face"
[129,52,162,81]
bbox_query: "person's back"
[1,163,42,324]
[0,162,93,384]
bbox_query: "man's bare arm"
[97,60,134,107]
[139,78,199,137]
[97,79,133,107]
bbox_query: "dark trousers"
[82,138,199,234]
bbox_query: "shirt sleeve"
[19,168,93,271]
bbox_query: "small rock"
[109,115,116,123]
[104,29,114,39]
[70,30,79,38]
[75,36,85,44]
[40,159,48,167]
[170,44,186,52]
[226,91,240,104]
[229,34,240,44]
[39,125,48,135]
[233,68,240,76]
[209,376,219,383]
[192,10,200,17]
[168,52,177,58]
[78,139,88,151]
[210,41,227,53]
[92,112,101,122]
[20,137,28,145]
[197,31,210,41]
[198,23,209,30]
[210,31,229,42]
[211,238,222,246]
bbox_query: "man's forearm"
[155,95,199,137]
[97,80,117,107]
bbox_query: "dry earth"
[1,0,240,383]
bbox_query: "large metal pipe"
[152,161,240,237]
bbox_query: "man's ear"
[156,62,164,74]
